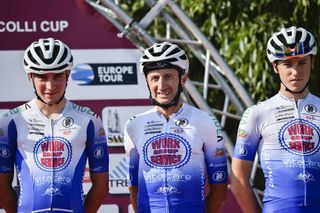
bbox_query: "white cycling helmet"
[140,42,189,74]
[23,38,73,74]
[266,26,317,63]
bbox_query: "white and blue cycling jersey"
[0,99,109,213]
[124,103,228,213]
[234,92,320,212]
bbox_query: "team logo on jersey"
[175,118,189,127]
[156,184,179,195]
[62,117,74,128]
[215,148,225,157]
[0,146,10,158]
[236,145,248,156]
[43,187,63,196]
[296,171,315,183]
[279,118,320,156]
[94,146,104,158]
[212,171,226,182]
[304,104,317,114]
[34,136,72,172]
[237,129,247,138]
[99,127,106,137]
[143,133,191,169]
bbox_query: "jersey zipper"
[297,100,307,206]
[50,119,54,211]
[164,117,169,213]
[165,169,169,213]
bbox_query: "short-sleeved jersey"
[234,93,320,212]
[0,99,109,213]
[124,103,227,213]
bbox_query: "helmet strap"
[283,81,309,94]
[33,90,65,106]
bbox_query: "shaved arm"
[84,172,108,213]
[231,158,261,213]
[206,183,228,213]
[0,173,17,213]
[129,185,138,213]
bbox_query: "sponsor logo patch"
[0,146,10,158]
[34,136,72,172]
[279,118,320,156]
[143,133,191,169]
[304,104,317,114]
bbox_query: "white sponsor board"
[128,204,134,213]
[102,105,153,146]
[83,153,129,195]
[109,153,129,194]
[98,204,119,213]
[0,49,148,102]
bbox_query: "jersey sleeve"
[86,116,109,173]
[202,114,228,184]
[123,119,139,186]
[233,105,261,161]
[0,114,17,173]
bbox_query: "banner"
[103,106,153,146]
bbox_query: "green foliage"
[178,0,320,102]
[119,0,320,102]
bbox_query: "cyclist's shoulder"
[239,96,279,125]
[246,94,281,113]
[0,101,33,121]
[67,101,100,121]
[307,92,320,103]
[126,107,156,123]
[178,103,211,121]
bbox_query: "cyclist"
[0,38,109,213]
[124,42,228,213]
[231,26,320,213]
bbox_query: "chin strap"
[149,85,183,109]
[33,90,65,106]
[282,81,308,94]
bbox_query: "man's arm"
[84,172,108,213]
[231,158,261,213]
[129,185,138,213]
[206,183,227,213]
[124,120,139,213]
[0,173,17,213]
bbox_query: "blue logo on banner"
[71,64,95,85]
[71,63,137,85]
